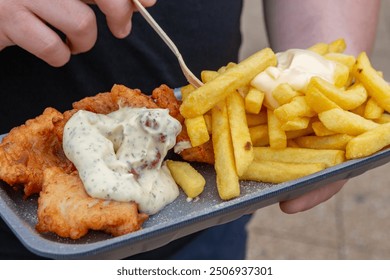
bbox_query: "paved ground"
[240,1,390,259]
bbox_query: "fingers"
[29,0,97,55]
[138,0,157,8]
[0,0,98,67]
[94,0,133,38]
[1,8,71,67]
[0,0,158,66]
[279,180,347,214]
[94,0,157,38]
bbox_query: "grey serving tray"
[1,133,390,259]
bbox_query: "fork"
[132,0,204,88]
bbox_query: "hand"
[0,0,156,67]
[279,180,347,214]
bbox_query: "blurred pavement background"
[240,1,390,259]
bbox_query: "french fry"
[267,109,287,149]
[203,113,212,134]
[253,147,345,167]
[328,38,347,53]
[324,52,356,70]
[364,97,384,119]
[211,100,240,200]
[308,77,367,110]
[245,87,265,114]
[294,134,353,150]
[237,85,250,97]
[240,160,326,183]
[218,62,238,73]
[287,139,300,148]
[184,116,210,147]
[246,111,267,127]
[181,84,196,100]
[312,121,336,136]
[350,102,367,117]
[274,96,315,122]
[182,81,210,147]
[333,62,350,88]
[180,48,277,118]
[326,54,355,87]
[281,117,310,131]
[346,123,390,159]
[305,84,340,113]
[178,40,390,191]
[318,108,379,136]
[352,52,390,112]
[166,160,205,198]
[249,124,269,147]
[374,113,390,124]
[272,83,302,105]
[308,42,329,55]
[201,70,219,83]
[227,91,254,176]
[285,124,314,139]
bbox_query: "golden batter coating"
[36,167,148,239]
[0,84,212,239]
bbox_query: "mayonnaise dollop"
[251,49,336,108]
[63,107,182,214]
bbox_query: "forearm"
[263,0,381,56]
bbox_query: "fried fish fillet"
[53,85,160,141]
[176,124,215,164]
[0,107,74,197]
[152,84,184,123]
[73,84,159,114]
[36,167,148,239]
[0,84,211,196]
[0,84,212,239]
[152,84,214,164]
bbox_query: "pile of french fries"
[171,39,390,201]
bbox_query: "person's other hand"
[279,180,347,214]
[0,0,156,67]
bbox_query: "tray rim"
[1,133,390,259]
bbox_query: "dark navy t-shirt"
[0,0,243,133]
[0,0,251,259]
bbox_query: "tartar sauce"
[251,49,336,108]
[63,107,182,214]
[174,140,192,154]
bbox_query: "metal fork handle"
[132,0,203,88]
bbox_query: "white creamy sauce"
[174,140,192,154]
[63,107,182,214]
[251,49,336,108]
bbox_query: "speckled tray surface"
[1,133,390,259]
